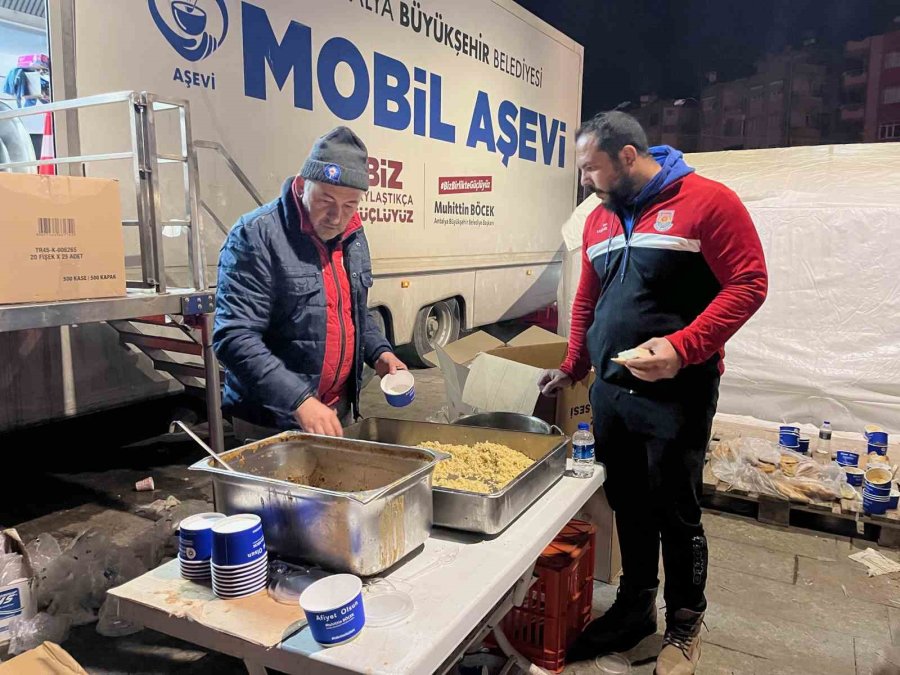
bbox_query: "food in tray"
[418,441,534,494]
[611,347,652,365]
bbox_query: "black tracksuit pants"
[590,375,719,613]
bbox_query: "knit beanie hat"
[300,126,369,191]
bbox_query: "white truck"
[0,0,583,429]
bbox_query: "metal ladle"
[170,420,237,472]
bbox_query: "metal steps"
[110,318,223,392]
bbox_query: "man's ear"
[619,145,639,167]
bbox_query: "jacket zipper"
[329,250,347,394]
[617,205,636,283]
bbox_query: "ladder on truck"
[111,140,264,395]
[0,91,225,453]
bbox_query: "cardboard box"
[0,174,125,305]
[0,641,87,674]
[575,487,622,584]
[428,326,621,580]
[427,325,595,437]
[0,529,36,649]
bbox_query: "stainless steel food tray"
[189,431,447,576]
[344,418,568,535]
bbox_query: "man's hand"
[294,397,343,437]
[375,352,407,378]
[538,369,573,397]
[624,337,683,382]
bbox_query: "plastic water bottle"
[572,422,595,479]
[816,420,833,464]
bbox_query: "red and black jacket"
[562,157,768,397]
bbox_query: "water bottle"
[572,422,595,479]
[816,420,833,464]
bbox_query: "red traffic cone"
[38,111,55,175]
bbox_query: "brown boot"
[654,608,703,675]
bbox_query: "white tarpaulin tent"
[557,193,601,337]
[687,144,900,433]
[558,144,900,433]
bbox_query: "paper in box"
[429,326,595,437]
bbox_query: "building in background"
[630,95,700,152]
[841,28,900,143]
[690,24,900,150]
[698,46,830,151]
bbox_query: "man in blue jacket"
[214,127,406,438]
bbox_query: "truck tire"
[362,308,388,389]
[410,299,461,367]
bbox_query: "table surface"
[116,462,606,675]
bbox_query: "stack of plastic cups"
[179,513,226,581]
[778,425,800,450]
[211,514,269,599]
[863,467,892,515]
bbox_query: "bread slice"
[611,347,653,365]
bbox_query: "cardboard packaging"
[428,326,621,580]
[0,529,36,650]
[0,173,126,305]
[0,642,87,674]
[427,325,595,437]
[575,488,622,583]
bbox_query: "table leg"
[243,659,268,675]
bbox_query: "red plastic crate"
[495,519,596,672]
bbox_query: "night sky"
[514,0,900,119]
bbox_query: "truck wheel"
[411,300,461,367]
[362,309,388,389]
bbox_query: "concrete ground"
[4,361,900,674]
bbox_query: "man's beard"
[597,170,637,214]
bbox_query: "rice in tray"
[418,440,534,494]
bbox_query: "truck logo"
[0,589,22,620]
[149,0,229,62]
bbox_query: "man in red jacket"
[540,112,767,674]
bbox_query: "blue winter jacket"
[213,178,392,429]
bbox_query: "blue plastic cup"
[178,513,226,562]
[869,431,889,445]
[380,370,415,408]
[845,467,864,486]
[890,490,900,510]
[211,514,266,567]
[835,451,859,467]
[868,442,888,457]
[779,427,800,448]
[300,574,366,647]
[864,494,889,515]
[866,467,892,488]
[798,437,810,454]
